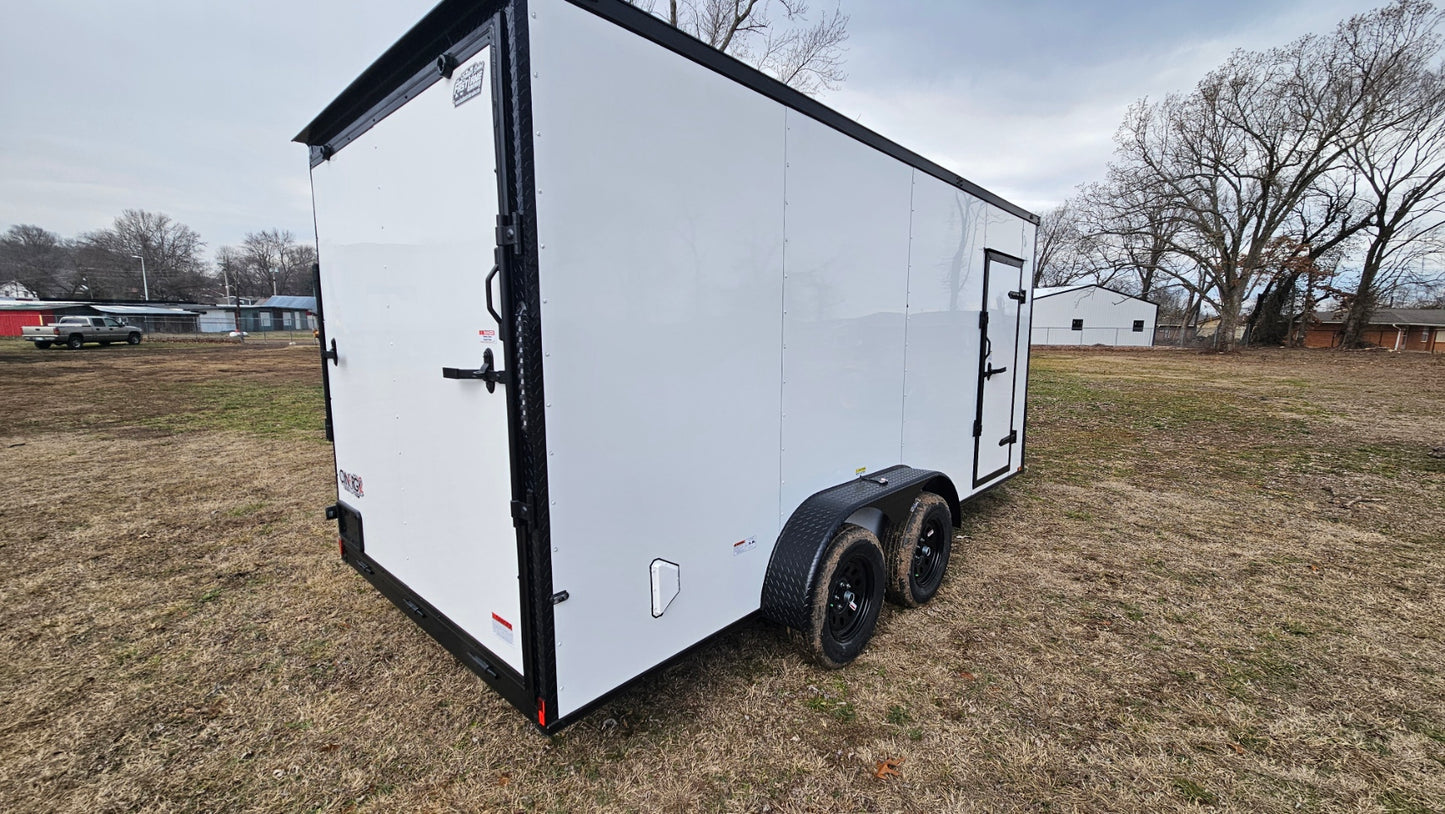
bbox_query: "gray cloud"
[0,0,1394,249]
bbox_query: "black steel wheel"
[66,334,83,350]
[883,492,953,607]
[127,333,141,345]
[805,524,886,669]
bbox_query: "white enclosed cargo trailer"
[297,0,1038,733]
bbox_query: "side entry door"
[309,40,527,676]
[972,249,1027,487]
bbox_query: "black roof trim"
[294,0,504,147]
[294,0,1038,225]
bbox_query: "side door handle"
[983,364,1008,379]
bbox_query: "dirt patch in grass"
[0,341,1441,812]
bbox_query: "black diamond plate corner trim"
[760,466,951,631]
[502,0,557,721]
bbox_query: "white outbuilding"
[1030,284,1158,347]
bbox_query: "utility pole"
[131,255,149,301]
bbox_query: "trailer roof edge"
[292,0,503,147]
[294,0,1040,225]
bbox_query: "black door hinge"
[511,497,532,526]
[496,214,520,248]
[978,311,989,329]
[321,338,338,366]
[999,430,1018,446]
[972,419,983,438]
[464,651,499,679]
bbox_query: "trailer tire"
[883,492,952,607]
[66,334,84,349]
[806,524,886,669]
[127,333,141,345]
[34,341,51,349]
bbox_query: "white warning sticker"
[452,61,487,108]
[732,536,757,557]
[491,612,514,645]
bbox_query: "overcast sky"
[0,0,1390,253]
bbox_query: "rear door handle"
[442,347,508,393]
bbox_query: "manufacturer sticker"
[452,61,486,108]
[478,328,497,344]
[338,468,364,499]
[732,536,757,557]
[491,612,514,645]
[855,466,868,475]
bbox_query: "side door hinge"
[978,311,989,329]
[972,419,983,438]
[510,494,533,527]
[496,214,520,249]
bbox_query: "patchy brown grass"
[0,338,1441,813]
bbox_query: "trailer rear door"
[309,44,526,675]
[973,249,1027,487]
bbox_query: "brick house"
[1304,308,1445,353]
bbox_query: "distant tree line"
[0,210,316,304]
[1038,0,1445,350]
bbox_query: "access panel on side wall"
[311,44,525,674]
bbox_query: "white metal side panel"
[310,47,525,673]
[901,173,989,484]
[529,0,786,718]
[779,110,913,518]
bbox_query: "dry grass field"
[1,339,1441,813]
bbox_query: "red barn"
[0,305,58,337]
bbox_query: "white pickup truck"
[22,316,143,349]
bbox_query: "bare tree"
[1075,174,1188,299]
[1245,169,1369,345]
[631,0,848,94]
[220,229,317,301]
[1032,202,1091,288]
[1337,5,1445,345]
[77,209,211,301]
[1106,2,1441,350]
[214,246,248,304]
[0,225,73,298]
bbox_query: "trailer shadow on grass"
[0,342,1442,812]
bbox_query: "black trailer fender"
[760,465,960,632]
